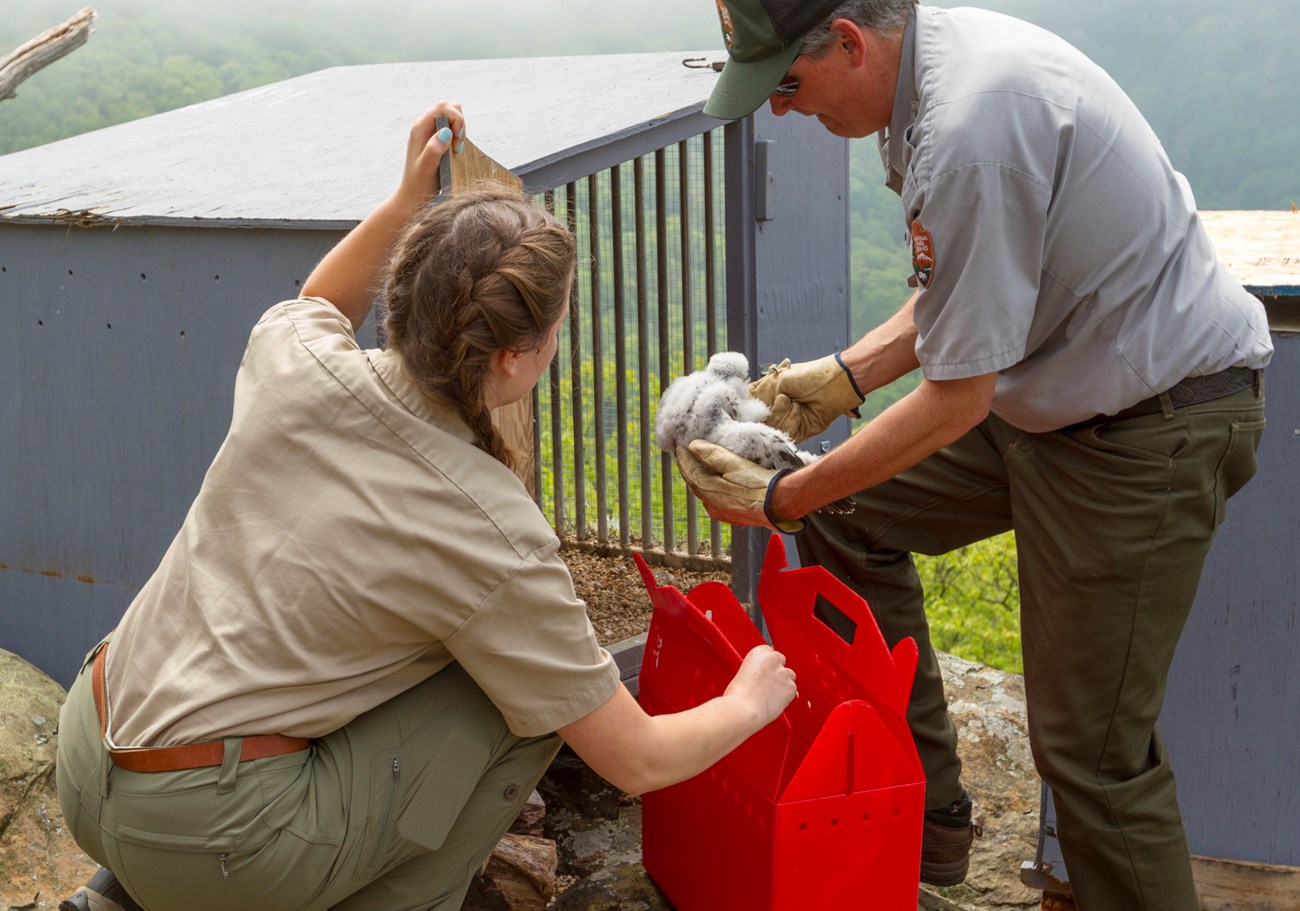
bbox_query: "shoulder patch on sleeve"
[911,220,935,289]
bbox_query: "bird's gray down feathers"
[655,352,811,471]
[655,352,856,515]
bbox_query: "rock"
[462,792,560,910]
[463,833,559,911]
[0,643,1045,911]
[0,649,96,911]
[508,789,548,839]
[921,651,1042,911]
[541,651,1045,911]
[539,750,672,911]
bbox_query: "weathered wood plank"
[436,117,535,493]
[1201,210,1300,291]
[0,7,96,101]
[1202,210,1299,330]
[1192,854,1300,911]
[609,632,647,697]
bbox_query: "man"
[678,1,1273,908]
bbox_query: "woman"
[57,101,796,911]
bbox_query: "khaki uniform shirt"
[107,297,619,745]
[880,7,1272,432]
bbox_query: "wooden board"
[1201,210,1300,293]
[1191,855,1300,911]
[436,116,534,494]
[441,131,524,194]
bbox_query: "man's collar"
[882,6,919,185]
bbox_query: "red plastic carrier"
[635,535,924,911]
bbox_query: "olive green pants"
[57,657,560,911]
[797,379,1265,911]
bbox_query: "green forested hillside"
[3,0,1295,214]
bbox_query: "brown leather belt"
[92,642,311,773]
[1103,366,1259,423]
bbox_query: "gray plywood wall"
[1,223,348,684]
[1161,330,1300,866]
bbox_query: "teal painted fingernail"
[436,126,452,143]
[457,141,465,154]
[458,128,465,139]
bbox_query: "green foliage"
[847,139,919,421]
[915,532,1023,673]
[531,147,731,554]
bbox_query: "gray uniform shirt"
[880,6,1272,432]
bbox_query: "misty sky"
[1,0,726,59]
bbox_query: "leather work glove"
[675,441,807,535]
[748,353,865,443]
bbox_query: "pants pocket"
[1213,417,1266,527]
[353,718,492,882]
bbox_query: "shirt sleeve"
[444,546,621,737]
[907,160,1052,380]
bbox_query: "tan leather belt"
[91,641,311,773]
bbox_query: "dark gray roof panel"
[0,52,725,228]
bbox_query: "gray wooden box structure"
[0,53,851,688]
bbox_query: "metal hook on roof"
[682,57,725,72]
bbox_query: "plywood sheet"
[1201,210,1300,292]
[434,117,535,494]
[0,52,721,227]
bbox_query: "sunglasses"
[771,74,800,98]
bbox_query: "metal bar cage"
[532,129,730,569]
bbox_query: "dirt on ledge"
[559,540,732,646]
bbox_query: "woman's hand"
[394,100,465,212]
[302,100,465,329]
[559,643,797,796]
[725,644,798,729]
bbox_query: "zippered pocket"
[355,755,400,881]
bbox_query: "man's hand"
[748,353,865,443]
[675,441,806,534]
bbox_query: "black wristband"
[763,468,809,534]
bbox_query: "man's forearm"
[771,371,996,520]
[840,292,921,395]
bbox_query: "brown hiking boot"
[59,867,145,911]
[921,792,983,886]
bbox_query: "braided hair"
[381,184,575,470]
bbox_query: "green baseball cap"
[704,0,844,120]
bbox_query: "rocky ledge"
[1,648,1041,911]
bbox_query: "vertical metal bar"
[544,189,566,537]
[612,164,631,548]
[703,129,724,558]
[655,147,675,554]
[724,117,762,611]
[587,173,608,542]
[566,181,587,540]
[531,383,543,506]
[635,157,654,549]
[679,140,699,556]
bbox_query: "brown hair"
[381,185,575,468]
